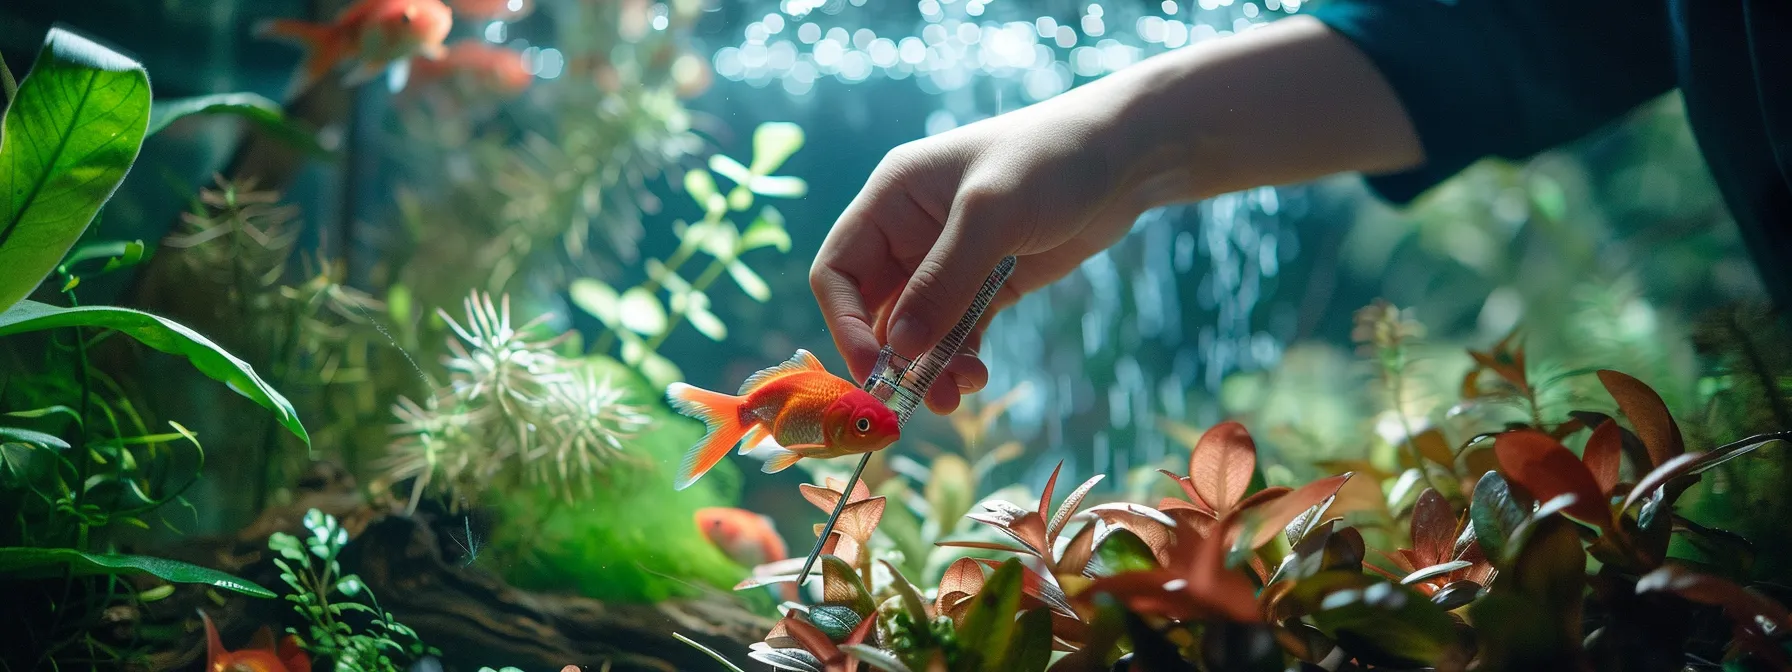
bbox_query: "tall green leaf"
[0,27,151,311]
[0,301,309,447]
[0,547,274,597]
[146,92,329,156]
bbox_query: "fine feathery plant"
[381,291,651,509]
[570,121,804,390]
[269,509,437,671]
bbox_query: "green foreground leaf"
[0,546,274,597]
[146,92,329,155]
[0,301,309,447]
[0,27,151,311]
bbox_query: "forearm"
[1077,16,1424,211]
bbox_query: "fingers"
[884,190,1015,360]
[812,172,933,383]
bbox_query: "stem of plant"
[1388,361,1447,500]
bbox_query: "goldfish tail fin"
[761,448,804,474]
[668,383,749,490]
[277,635,312,672]
[256,19,345,99]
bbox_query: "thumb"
[884,192,1014,359]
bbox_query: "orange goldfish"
[407,41,532,98]
[200,610,310,672]
[257,0,454,97]
[696,507,798,600]
[667,350,900,490]
[450,0,535,20]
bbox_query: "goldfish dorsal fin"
[737,349,827,395]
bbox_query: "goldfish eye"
[856,417,872,433]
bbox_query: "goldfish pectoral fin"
[761,449,804,474]
[341,59,388,87]
[386,59,412,93]
[738,425,769,454]
[199,609,226,666]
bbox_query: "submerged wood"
[151,463,769,672]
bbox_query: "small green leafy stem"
[270,509,437,672]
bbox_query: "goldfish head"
[823,389,901,453]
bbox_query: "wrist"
[1086,49,1230,215]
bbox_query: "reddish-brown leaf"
[1009,511,1051,556]
[1192,421,1257,512]
[1410,488,1457,567]
[1621,451,1706,515]
[1233,486,1294,514]
[1636,565,1791,635]
[1597,370,1685,469]
[938,558,985,610]
[1494,431,1610,529]
[1412,429,1456,468]
[935,539,1034,554]
[1058,521,1098,575]
[1157,470,1211,513]
[1235,474,1351,551]
[1038,461,1063,526]
[1583,420,1623,497]
[969,558,1078,617]
[782,615,841,659]
[1048,475,1106,542]
[834,497,887,543]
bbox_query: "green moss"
[480,356,751,602]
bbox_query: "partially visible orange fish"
[257,0,454,97]
[201,610,310,672]
[697,507,798,600]
[449,0,535,20]
[407,41,532,98]
[667,350,900,490]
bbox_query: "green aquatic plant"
[269,509,437,672]
[0,25,307,669]
[571,121,803,390]
[381,291,651,508]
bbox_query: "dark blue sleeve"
[1307,0,1676,203]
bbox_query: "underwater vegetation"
[690,331,1792,672]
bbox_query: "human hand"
[810,83,1155,414]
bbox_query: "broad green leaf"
[1470,472,1526,567]
[618,287,667,335]
[684,169,724,213]
[742,206,792,252]
[684,292,727,341]
[728,262,770,302]
[750,175,808,198]
[750,122,805,175]
[708,153,751,186]
[1092,528,1159,575]
[569,278,621,327]
[807,604,862,641]
[1469,593,1580,670]
[146,92,329,156]
[821,555,876,617]
[955,558,1024,672]
[0,28,151,312]
[0,301,308,447]
[0,52,16,108]
[726,185,753,212]
[1310,580,1456,668]
[995,608,1053,672]
[876,558,929,623]
[0,426,68,450]
[0,547,274,597]
[927,455,974,537]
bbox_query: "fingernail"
[888,315,926,357]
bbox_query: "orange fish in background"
[407,41,533,98]
[667,350,900,490]
[200,609,310,672]
[256,0,454,97]
[449,0,535,20]
[696,507,799,601]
